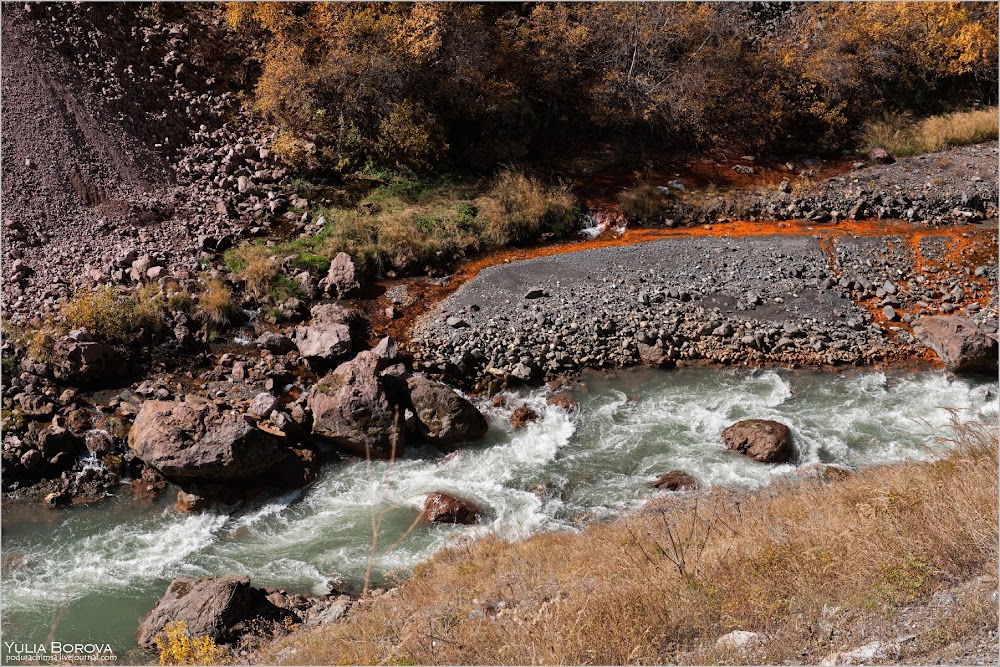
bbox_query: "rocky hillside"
[1,3,294,319]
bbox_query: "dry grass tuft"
[477,170,578,245]
[62,286,134,342]
[617,183,671,224]
[257,418,998,666]
[864,107,998,157]
[196,278,239,327]
[225,245,280,298]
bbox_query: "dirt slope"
[0,3,283,320]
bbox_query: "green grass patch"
[243,169,581,281]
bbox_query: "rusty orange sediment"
[361,219,997,362]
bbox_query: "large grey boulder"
[722,419,794,463]
[137,576,253,648]
[406,375,488,446]
[128,397,285,481]
[308,351,403,459]
[912,315,998,374]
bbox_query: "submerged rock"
[651,470,699,491]
[510,405,540,429]
[423,491,481,524]
[722,419,794,463]
[546,391,579,411]
[128,397,285,481]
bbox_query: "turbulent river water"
[2,366,996,659]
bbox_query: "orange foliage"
[225,2,998,173]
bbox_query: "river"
[1,366,996,660]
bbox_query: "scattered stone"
[249,392,279,419]
[869,147,895,164]
[716,630,762,650]
[510,405,540,429]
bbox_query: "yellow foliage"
[62,286,139,343]
[155,620,231,666]
[228,2,998,170]
[196,278,238,327]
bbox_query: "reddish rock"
[510,405,540,428]
[546,392,579,411]
[651,470,699,491]
[722,419,794,463]
[423,491,481,525]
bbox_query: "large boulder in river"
[137,576,253,648]
[722,419,794,464]
[424,491,481,524]
[912,315,998,374]
[406,375,488,446]
[308,351,403,459]
[128,398,286,481]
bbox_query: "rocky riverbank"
[411,224,998,390]
[623,142,998,228]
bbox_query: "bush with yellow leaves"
[154,620,231,666]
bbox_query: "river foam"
[1,367,995,653]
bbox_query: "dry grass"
[617,183,671,224]
[195,278,238,327]
[61,285,165,343]
[864,107,998,157]
[257,419,997,666]
[224,244,280,298]
[476,170,578,245]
